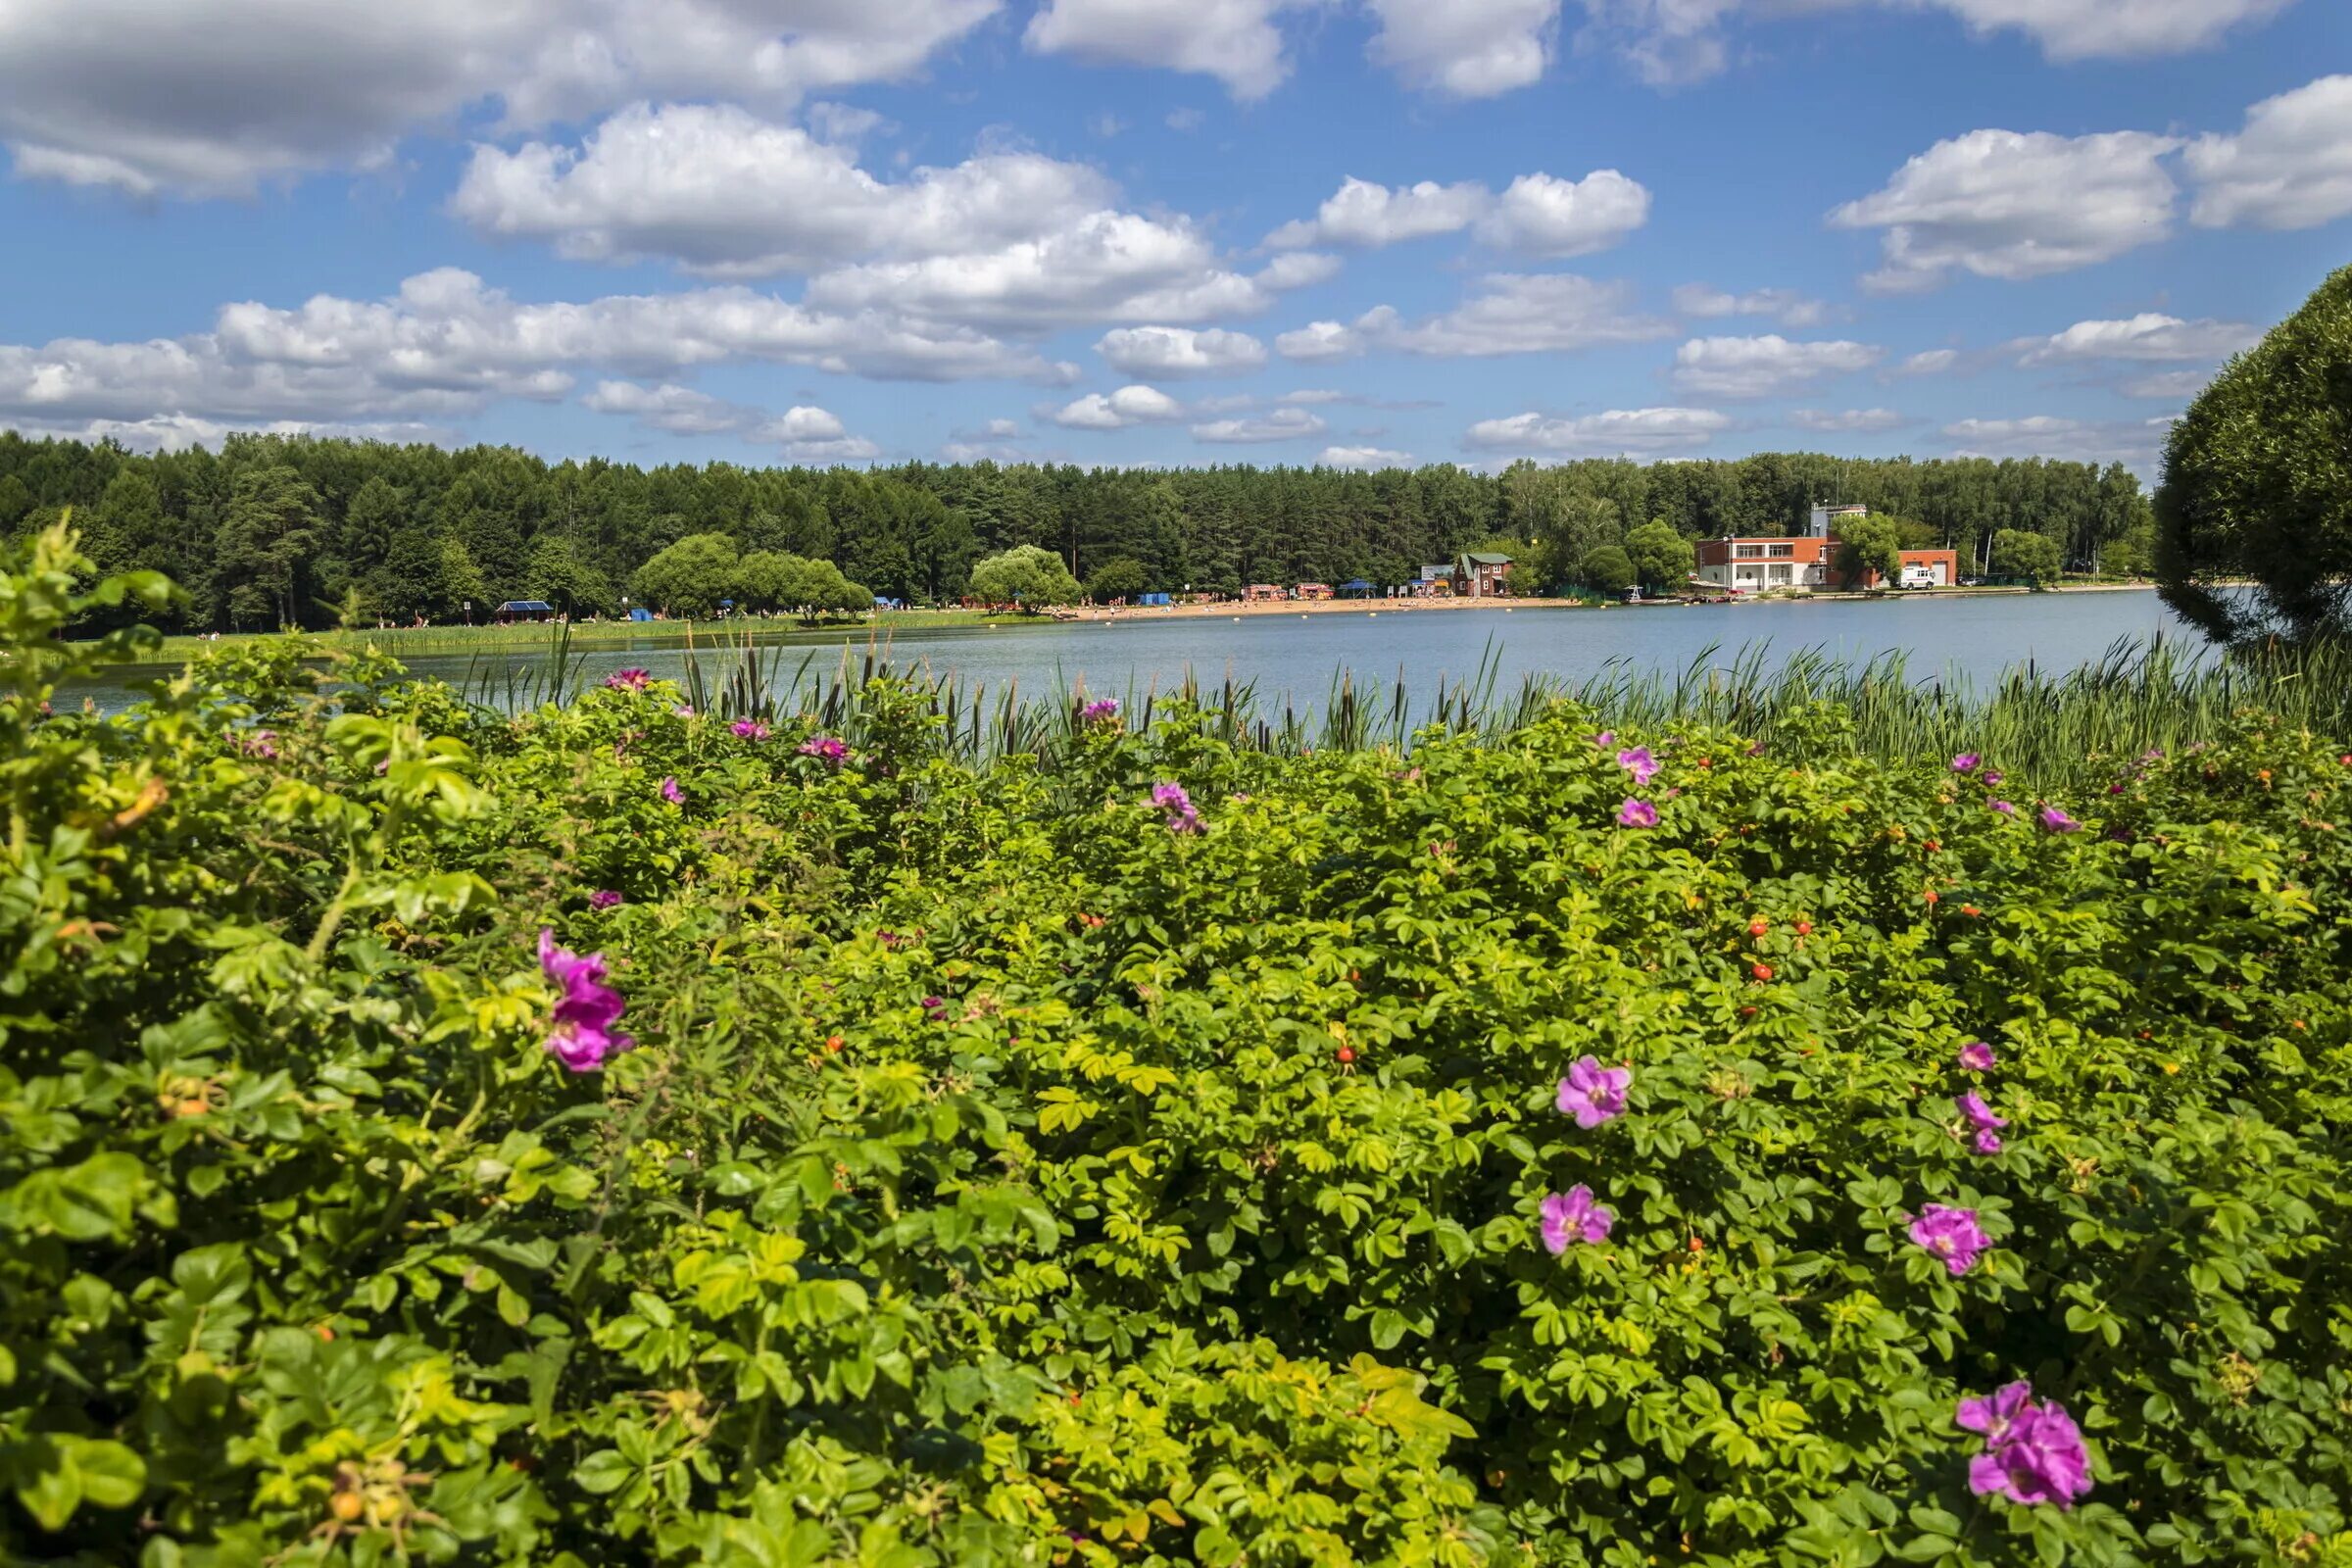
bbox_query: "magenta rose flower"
[660,776,684,804]
[798,735,849,763]
[1958,1041,1996,1072]
[589,889,623,910]
[1951,753,1981,772]
[1615,746,1659,786]
[731,718,771,741]
[602,667,652,692]
[1988,800,2016,815]
[1555,1055,1632,1128]
[1617,798,1658,828]
[1080,697,1120,724]
[538,929,635,1072]
[2039,805,2082,833]
[1540,1185,1614,1252]
[1152,782,1203,834]
[1959,1382,2092,1507]
[1909,1202,1991,1275]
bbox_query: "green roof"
[1461,552,1513,566]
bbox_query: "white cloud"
[1894,349,1962,376]
[583,379,881,458]
[1280,388,1348,404]
[1464,406,1729,453]
[2184,74,2352,231]
[2015,314,2259,365]
[1276,320,1366,362]
[1829,128,2180,291]
[1362,273,1673,358]
[2118,368,2214,400]
[979,416,1024,437]
[1098,325,1269,376]
[1269,176,1491,249]
[453,103,1115,277]
[1576,0,2288,88]
[1049,383,1188,429]
[1671,283,1831,328]
[1318,445,1416,468]
[1670,335,1882,398]
[1788,408,1913,432]
[1269,170,1648,257]
[804,211,1300,329]
[1942,413,2175,471]
[0,269,1071,441]
[6,415,459,454]
[1363,0,1560,97]
[1024,0,1308,99]
[1925,0,2291,61]
[0,0,1004,196]
[1191,407,1326,442]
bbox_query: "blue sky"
[0,0,2345,481]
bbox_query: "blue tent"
[628,608,655,622]
[1337,578,1376,598]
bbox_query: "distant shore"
[1053,582,2155,623]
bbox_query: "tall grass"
[455,624,2346,791]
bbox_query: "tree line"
[0,428,2153,629]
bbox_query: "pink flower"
[1980,768,2004,787]
[798,735,849,764]
[589,889,623,910]
[1615,746,1659,786]
[1951,753,1981,772]
[238,729,279,760]
[1555,1055,1632,1128]
[2039,805,2082,833]
[1592,731,1616,748]
[1079,697,1120,724]
[1909,1202,1991,1275]
[538,929,634,1072]
[661,776,683,804]
[1152,782,1203,834]
[1960,1383,2092,1507]
[1540,1185,1614,1252]
[1988,800,2017,815]
[1958,1042,1997,1072]
[1956,1091,2007,1136]
[1975,1130,2004,1154]
[1617,798,1658,828]
[603,667,653,692]
[673,704,696,718]
[731,718,771,741]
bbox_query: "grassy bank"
[7,529,2348,1567]
[144,606,1038,661]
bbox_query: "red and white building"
[1691,503,1959,593]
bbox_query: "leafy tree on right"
[2156,264,2351,645]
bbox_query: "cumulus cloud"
[1318,445,1417,468]
[1269,171,1648,257]
[1672,283,1831,328]
[453,103,1116,277]
[0,269,1073,442]
[0,0,1003,196]
[2014,314,2259,366]
[1670,335,1882,398]
[1363,0,1560,97]
[1097,326,1270,377]
[1942,413,2177,471]
[1576,0,2288,88]
[2184,74,2352,230]
[1829,129,2180,292]
[1283,274,1672,360]
[2117,369,2215,400]
[1049,383,1188,429]
[580,379,879,459]
[1788,408,1913,433]
[1191,407,1326,443]
[1463,406,1729,454]
[1024,0,1309,99]
[1893,349,1962,376]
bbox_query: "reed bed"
[451,619,2346,793]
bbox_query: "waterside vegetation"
[4,522,2347,1566]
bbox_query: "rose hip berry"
[1748,919,1769,938]
[1751,962,1774,982]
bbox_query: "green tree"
[441,537,491,620]
[632,532,743,617]
[2155,263,2352,644]
[212,466,320,627]
[1085,557,1151,604]
[967,543,1080,607]
[368,529,448,622]
[1579,544,1636,594]
[1623,519,1695,592]
[1989,528,2063,587]
[523,534,619,617]
[1834,514,1903,588]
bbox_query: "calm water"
[60,591,2194,716]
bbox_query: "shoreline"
[1052,582,2157,623]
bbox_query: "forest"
[0,428,2153,629]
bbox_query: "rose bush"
[3,523,2347,1566]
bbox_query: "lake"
[59,590,2199,716]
